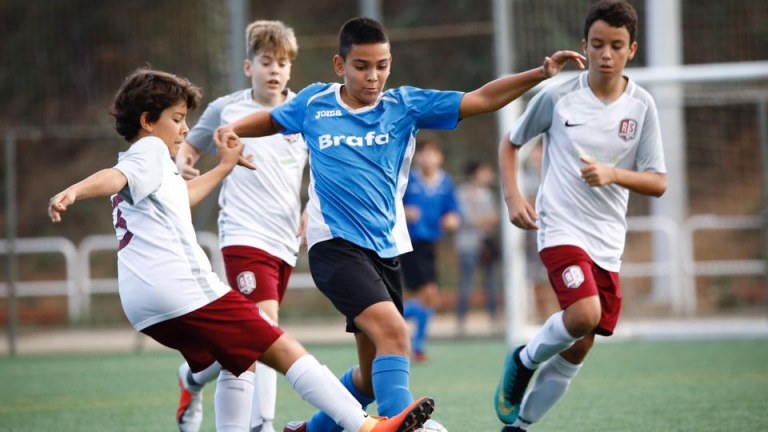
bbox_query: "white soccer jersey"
[509,72,666,272]
[187,90,308,266]
[112,137,231,331]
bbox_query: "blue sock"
[412,306,434,354]
[306,366,374,432]
[372,355,413,417]
[403,298,422,320]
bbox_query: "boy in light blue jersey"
[220,17,584,432]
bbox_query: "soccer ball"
[417,419,448,432]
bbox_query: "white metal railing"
[2,217,764,321]
[682,215,764,316]
[1,232,315,321]
[623,215,688,314]
[0,237,80,320]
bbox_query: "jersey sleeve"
[186,98,225,154]
[508,89,555,146]
[271,83,329,134]
[396,87,463,130]
[635,98,667,173]
[113,137,166,205]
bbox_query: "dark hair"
[338,17,389,60]
[584,0,638,44]
[464,160,485,178]
[111,68,202,142]
[416,136,443,154]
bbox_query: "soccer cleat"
[283,421,307,432]
[177,363,204,432]
[411,351,428,363]
[494,345,534,424]
[370,396,435,432]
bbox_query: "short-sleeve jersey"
[186,89,308,266]
[402,169,460,242]
[271,83,463,258]
[509,72,666,271]
[112,137,231,331]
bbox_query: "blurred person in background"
[454,160,500,336]
[401,137,461,362]
[174,21,308,432]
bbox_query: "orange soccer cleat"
[366,397,435,432]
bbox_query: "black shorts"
[308,238,404,333]
[400,240,436,291]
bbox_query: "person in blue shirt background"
[221,16,584,432]
[401,137,460,363]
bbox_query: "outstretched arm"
[579,156,667,197]
[459,51,585,119]
[48,169,128,223]
[225,110,284,138]
[187,132,246,207]
[499,133,539,230]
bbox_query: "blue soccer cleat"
[494,345,534,424]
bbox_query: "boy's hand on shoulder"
[505,193,539,230]
[48,189,76,223]
[580,156,616,187]
[542,50,586,79]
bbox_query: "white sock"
[520,311,579,369]
[192,361,222,385]
[285,355,370,432]
[517,355,581,426]
[250,362,277,428]
[215,369,255,432]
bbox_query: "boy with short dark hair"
[48,68,434,432]
[173,20,307,432]
[495,1,666,430]
[217,17,584,432]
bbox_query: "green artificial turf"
[1,339,767,431]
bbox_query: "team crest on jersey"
[236,271,257,295]
[562,265,585,289]
[618,118,637,141]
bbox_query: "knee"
[561,335,595,364]
[563,303,601,338]
[371,320,411,354]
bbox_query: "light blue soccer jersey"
[271,83,463,258]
